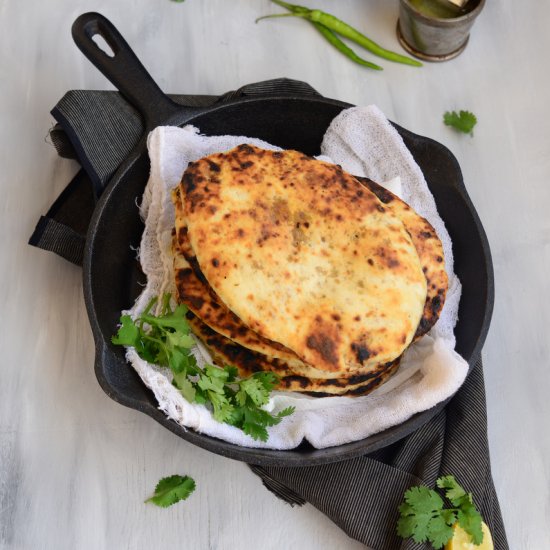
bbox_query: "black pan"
[75,12,494,466]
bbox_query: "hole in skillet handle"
[72,13,123,61]
[91,34,115,58]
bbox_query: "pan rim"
[82,94,494,466]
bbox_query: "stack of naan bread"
[171,144,447,396]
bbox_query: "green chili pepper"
[313,23,383,70]
[259,1,422,68]
[307,9,422,67]
[271,0,310,14]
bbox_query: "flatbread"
[356,177,448,338]
[172,187,304,366]
[172,225,396,380]
[181,145,427,373]
[173,176,448,375]
[187,312,400,396]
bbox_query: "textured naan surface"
[172,187,297,363]
[173,175,448,380]
[171,227,304,366]
[356,177,448,338]
[181,144,427,373]
[172,221,397,380]
[187,312,400,396]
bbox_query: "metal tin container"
[397,0,486,61]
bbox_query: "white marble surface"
[1,1,549,548]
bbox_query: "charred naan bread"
[172,187,298,363]
[172,175,448,383]
[180,145,427,374]
[356,177,448,338]
[172,228,305,367]
[188,312,400,396]
[172,223,398,380]
[173,228,402,395]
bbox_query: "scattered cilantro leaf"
[397,475,484,548]
[457,504,484,545]
[240,377,271,407]
[397,486,446,545]
[436,476,483,543]
[276,406,295,419]
[443,110,477,135]
[111,294,294,441]
[427,515,455,549]
[146,475,195,508]
[437,475,471,506]
[173,373,196,403]
[396,509,418,540]
[111,315,140,346]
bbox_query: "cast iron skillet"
[75,12,494,466]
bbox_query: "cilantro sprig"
[112,294,294,442]
[146,475,196,508]
[397,475,484,549]
[443,110,477,136]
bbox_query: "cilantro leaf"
[166,330,195,350]
[224,365,239,382]
[112,294,294,442]
[398,486,444,543]
[208,390,235,423]
[457,503,484,544]
[239,376,271,407]
[404,485,444,514]
[427,515,455,549]
[397,475,485,548]
[276,406,295,419]
[198,367,228,394]
[194,387,207,405]
[437,475,470,506]
[111,315,140,346]
[253,371,280,393]
[437,475,483,543]
[168,347,189,373]
[242,413,269,442]
[396,507,418,539]
[242,423,269,442]
[146,475,195,508]
[172,373,196,402]
[141,303,190,334]
[443,110,477,135]
[245,406,280,428]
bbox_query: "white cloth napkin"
[125,105,468,450]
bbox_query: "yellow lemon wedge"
[445,521,493,550]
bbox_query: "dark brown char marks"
[172,233,301,362]
[303,359,401,397]
[172,188,407,382]
[187,314,401,396]
[181,146,428,373]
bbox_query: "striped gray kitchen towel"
[29,79,507,550]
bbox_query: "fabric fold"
[251,359,507,550]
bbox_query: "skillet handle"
[72,12,182,130]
